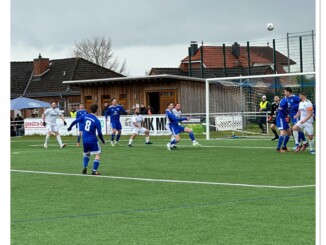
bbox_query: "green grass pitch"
[11,135,315,244]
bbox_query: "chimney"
[33,53,49,76]
[189,41,198,56]
[232,42,240,59]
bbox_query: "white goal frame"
[205,71,316,140]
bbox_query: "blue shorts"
[289,115,299,125]
[83,142,101,155]
[276,118,290,131]
[170,125,185,135]
[111,121,122,130]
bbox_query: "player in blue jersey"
[67,104,105,175]
[166,102,200,150]
[105,98,128,147]
[75,103,87,146]
[275,95,292,152]
[284,87,307,149]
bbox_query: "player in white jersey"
[42,101,67,149]
[293,92,315,154]
[128,108,153,147]
[172,103,182,119]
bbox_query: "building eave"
[63,74,205,85]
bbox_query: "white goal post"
[205,72,316,140]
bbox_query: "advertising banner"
[24,115,173,136]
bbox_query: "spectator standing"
[147,105,153,115]
[258,95,271,133]
[140,104,148,115]
[70,106,76,118]
[14,114,24,136]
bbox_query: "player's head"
[284,87,292,97]
[90,104,98,114]
[111,98,117,105]
[167,102,174,110]
[274,96,280,102]
[175,103,181,111]
[50,101,57,108]
[79,103,84,110]
[134,107,140,115]
[262,95,267,101]
[299,91,307,101]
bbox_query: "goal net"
[205,72,315,139]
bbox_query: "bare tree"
[73,35,128,75]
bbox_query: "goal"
[205,72,316,139]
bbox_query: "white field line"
[10,138,275,143]
[25,144,276,149]
[11,169,315,189]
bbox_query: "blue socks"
[83,156,90,168]
[283,135,290,147]
[277,135,284,149]
[189,132,195,141]
[116,134,121,142]
[77,135,81,143]
[298,131,306,142]
[277,135,290,149]
[111,134,115,142]
[171,139,177,145]
[93,160,100,171]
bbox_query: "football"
[267,23,274,31]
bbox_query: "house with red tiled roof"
[179,42,295,75]
[150,42,297,87]
[11,55,124,118]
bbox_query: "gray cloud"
[11,0,315,75]
[12,0,315,46]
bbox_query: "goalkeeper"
[268,96,280,140]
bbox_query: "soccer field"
[11,135,315,245]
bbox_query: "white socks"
[293,131,299,145]
[309,139,314,151]
[56,135,63,146]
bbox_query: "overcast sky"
[11,0,316,76]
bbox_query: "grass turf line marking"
[26,144,277,149]
[11,169,315,189]
[11,192,314,224]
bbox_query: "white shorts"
[295,121,314,135]
[131,127,148,135]
[46,123,59,132]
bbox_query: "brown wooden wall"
[76,79,212,115]
[179,80,206,113]
[79,80,184,115]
